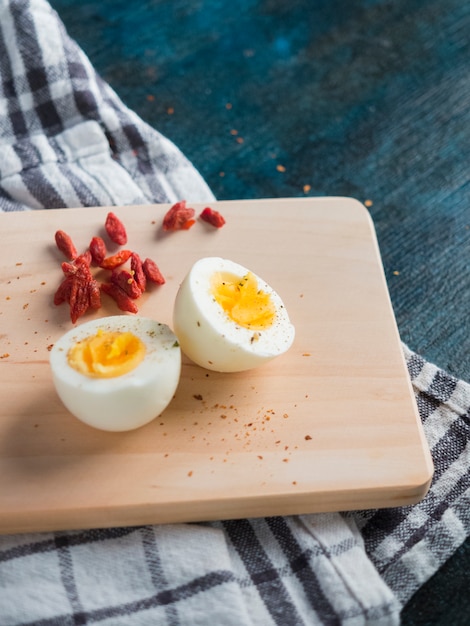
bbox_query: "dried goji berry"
[142,258,165,285]
[61,261,76,277]
[105,211,127,245]
[99,249,133,270]
[110,269,142,299]
[55,249,100,323]
[130,252,147,292]
[75,250,92,267]
[67,279,79,314]
[89,236,107,265]
[68,281,90,324]
[101,282,139,314]
[61,258,93,281]
[55,230,77,260]
[162,200,196,231]
[199,207,226,228]
[54,275,74,305]
[87,279,102,310]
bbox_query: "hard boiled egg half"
[173,257,295,372]
[50,316,181,431]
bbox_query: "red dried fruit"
[62,255,92,277]
[99,249,132,270]
[199,207,226,228]
[142,258,165,285]
[53,275,74,305]
[75,250,92,267]
[87,279,102,310]
[162,200,196,231]
[130,252,147,292]
[110,269,142,299]
[55,230,77,260]
[54,266,101,322]
[105,211,127,245]
[61,261,77,277]
[69,281,91,324]
[101,282,139,314]
[89,236,107,265]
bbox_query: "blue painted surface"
[48,2,470,620]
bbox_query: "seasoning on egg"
[210,271,275,330]
[67,329,146,378]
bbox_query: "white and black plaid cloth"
[1,1,469,624]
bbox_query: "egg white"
[173,257,295,372]
[50,316,181,432]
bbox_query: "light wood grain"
[0,197,433,534]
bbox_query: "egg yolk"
[211,271,276,330]
[67,329,146,378]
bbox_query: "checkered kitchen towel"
[1,1,470,624]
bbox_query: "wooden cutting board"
[0,197,433,534]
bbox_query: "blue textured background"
[50,1,470,622]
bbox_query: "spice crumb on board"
[1,353,10,359]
